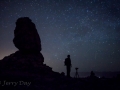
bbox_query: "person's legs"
[67,66,71,77]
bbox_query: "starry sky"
[0,0,120,73]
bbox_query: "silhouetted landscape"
[0,17,120,90]
[71,71,120,78]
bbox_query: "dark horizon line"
[71,71,120,73]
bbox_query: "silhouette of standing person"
[64,55,72,77]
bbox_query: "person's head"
[67,55,70,58]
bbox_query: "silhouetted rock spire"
[0,17,47,71]
[13,17,41,53]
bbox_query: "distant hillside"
[71,71,120,78]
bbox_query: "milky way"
[0,0,120,73]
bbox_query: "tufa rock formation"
[0,17,54,75]
[13,17,41,53]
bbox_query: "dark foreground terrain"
[0,72,120,90]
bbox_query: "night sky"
[0,0,120,73]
